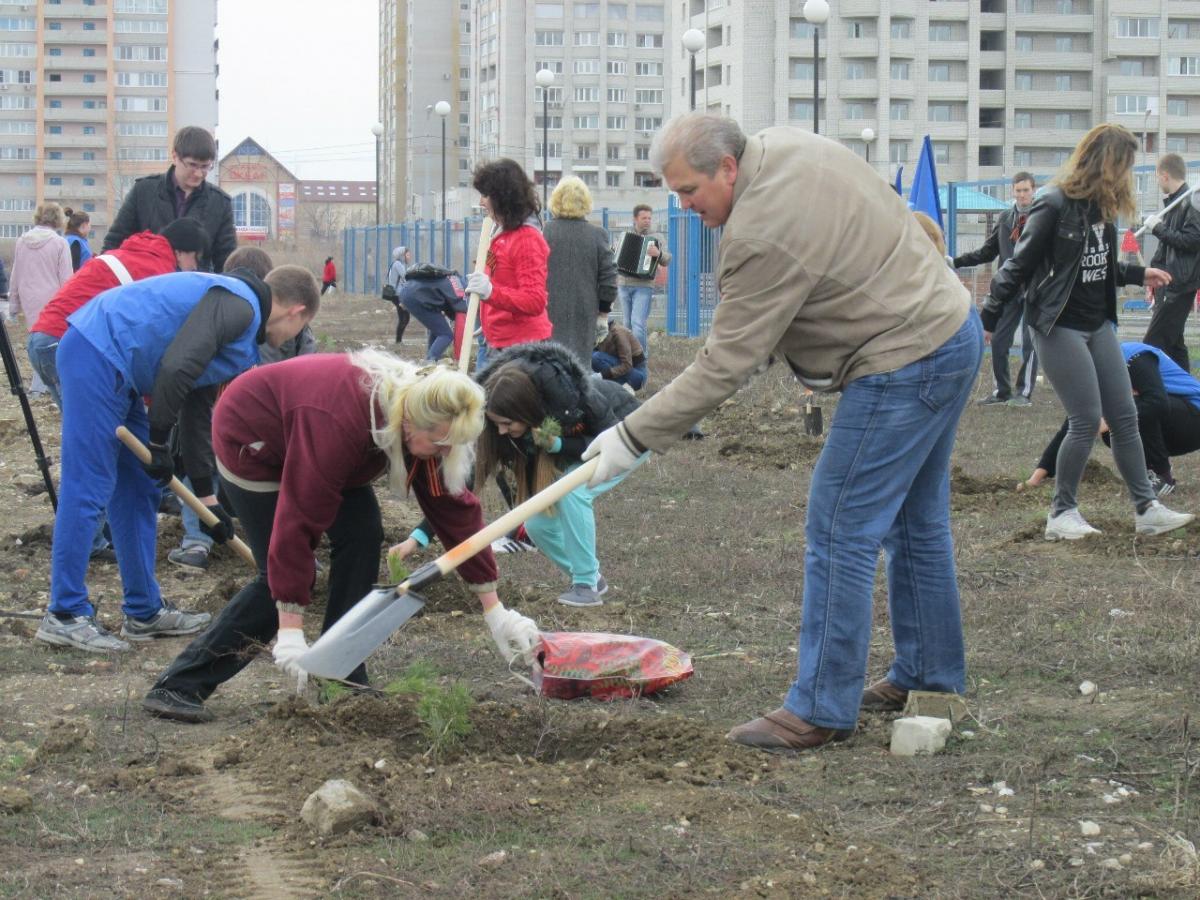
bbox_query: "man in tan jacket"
[583,114,983,752]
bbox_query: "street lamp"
[861,126,875,164]
[370,122,383,226]
[682,28,705,112]
[535,68,555,211]
[435,100,451,222]
[803,0,829,135]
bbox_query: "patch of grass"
[318,679,353,705]
[386,553,409,587]
[0,753,25,782]
[383,663,472,759]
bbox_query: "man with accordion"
[616,204,670,358]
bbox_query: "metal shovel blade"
[803,404,823,436]
[296,586,426,680]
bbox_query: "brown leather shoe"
[861,679,908,712]
[726,707,853,752]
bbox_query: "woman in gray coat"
[543,177,617,364]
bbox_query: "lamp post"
[682,28,704,112]
[370,122,383,225]
[535,68,555,211]
[803,0,829,135]
[861,126,875,165]
[435,100,451,221]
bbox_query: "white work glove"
[1143,213,1162,234]
[483,603,540,666]
[466,271,493,300]
[582,422,643,488]
[0,299,8,321]
[272,628,309,693]
[944,254,955,269]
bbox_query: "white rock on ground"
[890,716,953,756]
[1079,680,1098,696]
[1080,820,1101,836]
[300,779,378,836]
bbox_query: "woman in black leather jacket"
[982,123,1191,541]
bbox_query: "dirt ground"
[2,291,1200,899]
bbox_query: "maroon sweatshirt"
[212,354,497,608]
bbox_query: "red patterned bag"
[533,632,693,700]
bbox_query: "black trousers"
[1144,285,1197,373]
[987,299,1037,400]
[389,300,411,344]
[153,482,383,702]
[1041,397,1200,477]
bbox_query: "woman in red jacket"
[321,256,337,294]
[465,159,552,366]
[143,350,541,723]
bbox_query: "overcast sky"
[215,0,379,181]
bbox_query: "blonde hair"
[35,202,63,230]
[350,349,485,495]
[1055,123,1138,223]
[549,176,593,219]
[912,211,946,256]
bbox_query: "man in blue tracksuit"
[34,265,320,653]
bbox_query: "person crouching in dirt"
[1024,341,1200,499]
[34,266,320,654]
[399,263,468,362]
[143,352,541,722]
[467,341,644,608]
[581,113,984,752]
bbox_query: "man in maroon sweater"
[144,351,539,722]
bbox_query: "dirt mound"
[1008,516,1198,557]
[15,523,52,547]
[36,720,96,758]
[951,465,1017,496]
[1082,458,1122,485]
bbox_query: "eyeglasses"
[179,158,214,173]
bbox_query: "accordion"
[616,232,660,279]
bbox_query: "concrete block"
[890,715,953,757]
[300,779,377,836]
[903,691,969,723]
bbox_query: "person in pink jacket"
[9,203,72,395]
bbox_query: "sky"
[215,0,379,182]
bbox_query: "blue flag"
[893,166,903,196]
[907,136,943,232]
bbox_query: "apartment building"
[675,0,1200,210]
[378,0,468,222]
[0,0,216,243]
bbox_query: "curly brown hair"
[472,158,540,231]
[1055,124,1138,223]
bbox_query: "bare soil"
[2,295,1200,898]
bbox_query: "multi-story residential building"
[0,0,217,244]
[378,0,468,222]
[675,0,1200,212]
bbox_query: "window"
[47,48,61,56]
[574,58,599,74]
[1115,94,1151,113]
[574,86,599,102]
[790,20,815,40]
[1054,113,1072,129]
[48,176,62,186]
[1119,59,1146,76]
[83,177,95,186]
[608,88,626,102]
[606,172,621,187]
[535,115,562,129]
[847,21,866,38]
[83,73,96,83]
[845,103,866,120]
[535,3,564,16]
[82,125,95,135]
[577,171,598,187]
[117,147,168,160]
[1169,98,1189,115]
[889,143,908,164]
[890,61,910,80]
[1016,35,1033,52]
[574,30,599,46]
[575,114,599,128]
[845,61,866,79]
[0,120,30,133]
[635,145,650,160]
[83,21,96,30]
[114,18,166,32]
[535,141,561,158]
[1015,0,1034,11]
[1116,18,1158,38]
[1055,74,1072,91]
[0,42,34,56]
[1170,21,1200,39]
[537,60,563,74]
[791,59,814,80]
[232,193,271,231]
[48,125,62,134]
[789,99,814,120]
[46,151,62,159]
[933,143,951,165]
[607,144,622,160]
[116,44,167,61]
[81,151,94,160]
[82,202,95,212]
[635,88,662,103]
[890,101,910,121]
[634,115,662,131]
[634,171,661,187]
[1056,36,1073,52]
[1015,111,1032,128]
[607,31,626,47]
[635,61,662,76]
[928,64,950,82]
[635,33,663,48]
[929,104,952,122]
[0,18,34,30]
[0,198,33,210]
[47,99,61,108]
[605,115,625,129]
[609,3,627,18]
[82,48,95,57]
[635,4,663,21]
[929,24,952,42]
[1016,72,1033,90]
[534,86,563,102]
[1057,0,1075,11]
[890,19,911,40]
[1167,137,1188,152]
[535,30,563,45]
[1170,56,1200,76]
[607,60,626,75]
[577,145,594,159]
[115,0,167,11]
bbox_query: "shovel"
[802,391,823,436]
[457,217,495,373]
[297,456,602,679]
[115,426,257,569]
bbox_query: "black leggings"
[152,482,383,701]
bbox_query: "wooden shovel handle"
[115,426,257,569]
[458,217,495,373]
[402,457,600,591]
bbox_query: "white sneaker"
[1134,500,1194,536]
[1045,508,1101,541]
[490,536,538,555]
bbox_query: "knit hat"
[393,245,406,260]
[160,217,211,260]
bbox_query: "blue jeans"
[619,285,654,357]
[784,312,983,730]
[180,475,215,552]
[50,329,163,619]
[401,299,456,361]
[591,350,647,391]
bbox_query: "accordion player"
[616,232,661,279]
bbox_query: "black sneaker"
[120,604,211,641]
[158,493,182,517]
[976,395,1008,406]
[142,687,214,723]
[167,546,210,571]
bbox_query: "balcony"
[979,89,1005,107]
[43,81,107,96]
[836,0,882,15]
[0,159,33,174]
[927,1,968,18]
[42,106,106,122]
[42,133,106,148]
[889,81,915,99]
[1105,74,1158,93]
[1165,74,1200,93]
[838,79,878,99]
[42,158,107,174]
[840,37,879,57]
[927,40,970,60]
[978,50,1005,70]
[888,120,913,140]
[979,12,1005,30]
[44,57,107,71]
[1021,51,1094,70]
[836,118,877,140]
[44,31,108,45]
[1166,113,1200,132]
[48,4,109,18]
[925,81,970,100]
[1020,90,1094,108]
[925,120,969,139]
[43,184,105,201]
[1109,37,1164,58]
